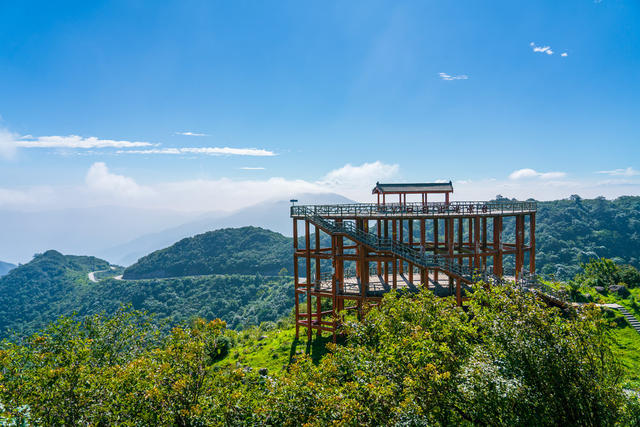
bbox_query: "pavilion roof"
[372,181,453,194]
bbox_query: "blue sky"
[0,0,639,212]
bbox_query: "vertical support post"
[474,216,480,269]
[468,217,473,269]
[408,219,414,283]
[377,219,382,275]
[529,213,536,274]
[305,220,312,341]
[445,192,450,205]
[420,219,426,285]
[448,217,454,288]
[434,218,439,283]
[482,217,488,270]
[493,216,503,276]
[315,225,321,337]
[384,219,389,284]
[336,220,344,312]
[399,219,404,275]
[392,220,398,285]
[331,233,337,342]
[515,215,524,281]
[457,218,463,266]
[293,218,299,339]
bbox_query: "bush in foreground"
[1,285,639,425]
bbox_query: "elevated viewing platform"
[291,181,542,341]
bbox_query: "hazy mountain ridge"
[0,261,16,277]
[101,192,355,266]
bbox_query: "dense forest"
[0,250,292,338]
[123,226,292,279]
[1,283,639,425]
[535,196,640,277]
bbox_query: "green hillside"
[123,226,293,279]
[78,274,292,330]
[0,250,109,336]
[0,248,293,338]
[535,196,640,277]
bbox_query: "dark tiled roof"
[372,181,453,194]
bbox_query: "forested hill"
[536,196,640,277]
[0,250,110,336]
[123,226,292,280]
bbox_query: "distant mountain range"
[0,261,16,277]
[100,192,354,266]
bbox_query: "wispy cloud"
[561,52,568,57]
[439,72,468,81]
[118,147,276,157]
[240,167,266,170]
[175,131,208,136]
[597,167,640,177]
[530,42,553,55]
[17,135,156,149]
[509,168,567,180]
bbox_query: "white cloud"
[85,162,151,198]
[17,135,155,148]
[175,131,208,136]
[119,147,276,156]
[439,72,469,81]
[530,42,553,55]
[240,167,266,170]
[509,168,567,180]
[597,167,640,177]
[320,161,399,187]
[561,52,568,57]
[0,127,18,160]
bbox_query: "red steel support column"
[293,218,299,338]
[482,217,488,270]
[331,233,337,342]
[377,219,382,275]
[468,217,473,269]
[434,219,439,283]
[457,218,463,266]
[493,216,503,276]
[408,219,414,283]
[474,216,481,269]
[420,219,426,285]
[392,220,398,289]
[515,215,524,281]
[315,225,321,337]
[305,220,312,341]
[399,219,404,274]
[530,213,536,274]
[384,220,389,284]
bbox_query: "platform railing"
[291,200,536,218]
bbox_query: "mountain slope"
[0,261,16,277]
[0,250,110,336]
[122,227,292,280]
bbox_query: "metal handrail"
[291,200,536,218]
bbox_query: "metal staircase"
[298,206,567,306]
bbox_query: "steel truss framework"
[291,201,537,341]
